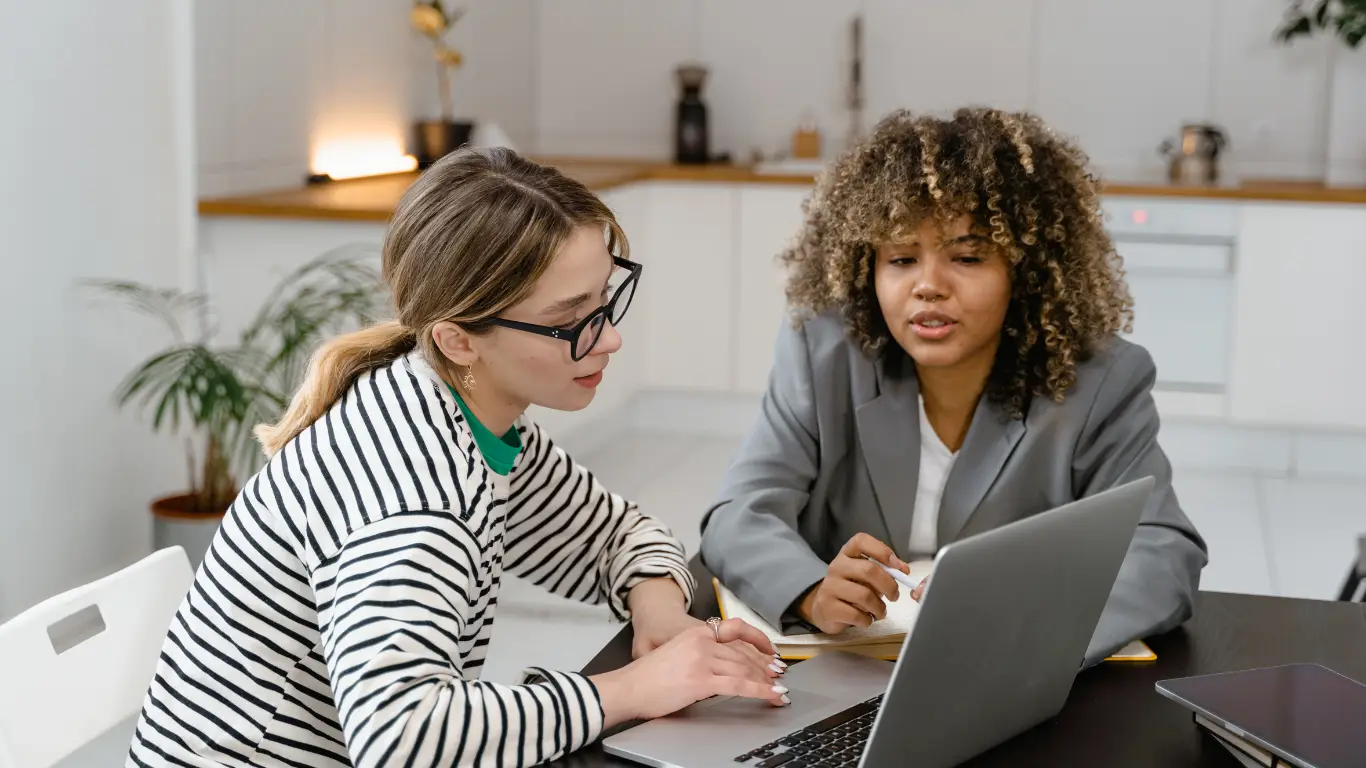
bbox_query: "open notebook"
[712,571,1156,663]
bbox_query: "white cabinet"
[1231,204,1366,429]
[1104,198,1239,418]
[636,183,738,391]
[736,185,811,393]
[1126,271,1233,390]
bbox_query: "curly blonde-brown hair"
[784,106,1134,418]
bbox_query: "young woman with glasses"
[127,147,787,768]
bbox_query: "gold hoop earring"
[461,367,476,391]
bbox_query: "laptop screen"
[1158,664,1366,768]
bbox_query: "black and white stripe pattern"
[127,350,695,767]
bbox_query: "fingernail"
[769,663,784,674]
[771,685,788,694]
[774,658,787,668]
[780,694,791,705]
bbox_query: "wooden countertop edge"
[1102,182,1366,204]
[197,164,1366,222]
[196,200,397,222]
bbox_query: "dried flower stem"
[435,54,453,122]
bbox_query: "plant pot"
[151,493,227,569]
[1326,47,1366,187]
[414,119,475,168]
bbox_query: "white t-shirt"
[908,396,958,557]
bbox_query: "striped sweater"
[126,350,696,767]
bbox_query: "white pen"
[860,554,920,591]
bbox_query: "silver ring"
[706,616,722,642]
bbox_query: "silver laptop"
[602,476,1154,768]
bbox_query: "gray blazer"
[699,313,1208,665]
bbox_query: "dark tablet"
[1156,663,1366,768]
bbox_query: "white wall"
[0,1,193,620]
[196,0,417,196]
[195,0,537,197]
[198,0,1366,193]
[526,0,1364,182]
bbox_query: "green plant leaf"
[1281,15,1313,39]
[82,280,205,343]
[90,242,386,504]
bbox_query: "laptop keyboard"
[732,694,882,768]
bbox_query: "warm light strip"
[311,138,417,180]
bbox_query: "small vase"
[415,119,475,168]
[151,493,226,569]
[1326,46,1366,187]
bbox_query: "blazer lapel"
[938,399,1026,545]
[854,352,920,560]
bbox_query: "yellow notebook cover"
[711,577,1156,664]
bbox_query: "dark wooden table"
[548,559,1366,767]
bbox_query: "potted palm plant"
[88,251,387,565]
[1276,0,1366,48]
[1275,1,1366,185]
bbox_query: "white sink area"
[752,158,829,176]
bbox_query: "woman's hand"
[591,619,789,728]
[627,578,697,658]
[631,609,703,659]
[911,575,929,602]
[628,578,784,674]
[797,533,909,633]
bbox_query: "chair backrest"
[0,547,193,768]
[1340,534,1366,603]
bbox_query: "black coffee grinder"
[674,63,710,165]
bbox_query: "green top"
[447,384,522,476]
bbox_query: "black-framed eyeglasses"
[487,256,641,361]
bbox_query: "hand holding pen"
[860,555,930,602]
[796,533,914,633]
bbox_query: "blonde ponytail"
[254,320,416,457]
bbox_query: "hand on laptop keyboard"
[591,618,789,727]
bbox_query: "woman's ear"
[431,320,479,368]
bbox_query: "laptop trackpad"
[679,687,837,724]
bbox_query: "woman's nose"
[913,262,948,302]
[591,318,623,355]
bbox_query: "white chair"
[0,547,193,768]
[1340,533,1366,603]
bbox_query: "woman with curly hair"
[700,107,1207,666]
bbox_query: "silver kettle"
[1159,124,1227,185]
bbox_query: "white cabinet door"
[736,185,812,393]
[1231,204,1366,428]
[1103,199,1240,418]
[637,183,738,391]
[1118,239,1235,395]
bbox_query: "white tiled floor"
[479,430,1366,684]
[1259,477,1366,599]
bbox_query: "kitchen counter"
[197,156,1366,222]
